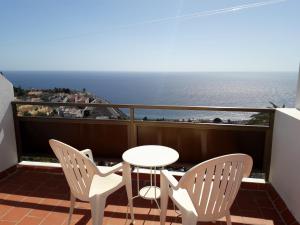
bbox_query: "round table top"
[122,145,179,167]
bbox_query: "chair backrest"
[49,139,98,201]
[178,154,252,220]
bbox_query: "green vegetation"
[247,112,270,125]
[247,102,285,125]
[50,87,71,93]
[23,111,32,116]
[36,111,48,117]
[213,118,223,123]
[14,86,27,97]
[21,155,58,163]
[13,86,72,96]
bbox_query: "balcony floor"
[0,169,286,225]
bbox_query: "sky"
[0,0,299,72]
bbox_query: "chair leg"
[160,173,168,225]
[89,195,106,225]
[182,212,198,225]
[226,214,232,225]
[124,163,134,223]
[67,192,76,225]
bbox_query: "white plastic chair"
[160,154,253,225]
[49,139,134,225]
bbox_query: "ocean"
[3,71,298,120]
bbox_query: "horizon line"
[2,70,297,73]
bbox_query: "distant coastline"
[5,71,297,121]
[14,87,127,120]
[13,86,271,125]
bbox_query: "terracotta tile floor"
[0,169,286,225]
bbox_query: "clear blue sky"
[0,0,299,72]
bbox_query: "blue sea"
[3,71,298,120]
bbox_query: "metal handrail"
[12,101,275,113]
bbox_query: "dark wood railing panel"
[19,119,129,158]
[137,126,203,163]
[206,130,265,170]
[137,126,265,171]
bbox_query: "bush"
[36,111,48,117]
[213,118,222,123]
[23,111,31,116]
[14,86,27,97]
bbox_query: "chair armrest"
[161,170,179,190]
[243,155,253,178]
[171,189,198,218]
[97,162,123,176]
[81,149,94,162]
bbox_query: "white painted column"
[267,64,300,223]
[270,108,300,222]
[296,63,300,109]
[0,74,18,172]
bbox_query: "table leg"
[154,167,160,209]
[130,166,140,200]
[137,166,140,196]
[154,167,157,198]
[131,166,161,210]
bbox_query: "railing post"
[11,103,22,162]
[264,111,275,181]
[129,107,137,147]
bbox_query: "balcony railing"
[11,101,275,180]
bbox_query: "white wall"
[270,108,300,222]
[0,74,18,172]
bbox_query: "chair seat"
[89,173,123,197]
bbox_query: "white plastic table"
[122,145,179,209]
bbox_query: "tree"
[213,118,222,123]
[14,86,26,97]
[36,111,48,117]
[23,111,31,116]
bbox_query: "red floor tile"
[260,208,284,224]
[281,209,296,225]
[0,221,16,225]
[1,207,30,223]
[0,202,13,218]
[40,211,68,225]
[0,169,292,225]
[18,216,43,225]
[274,197,287,213]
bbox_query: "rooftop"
[0,167,293,225]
